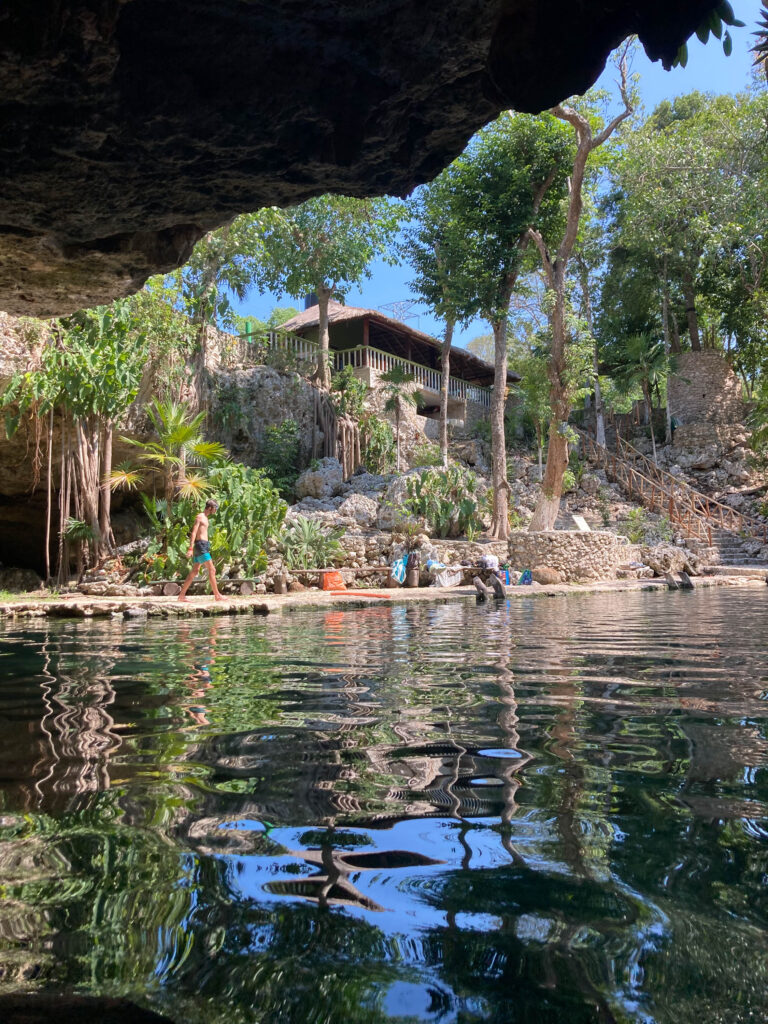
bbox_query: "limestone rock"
[641,543,700,576]
[531,565,563,585]
[0,567,43,592]
[579,472,601,496]
[294,458,344,500]
[336,493,380,528]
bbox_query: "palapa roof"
[278,301,519,387]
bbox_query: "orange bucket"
[320,570,346,591]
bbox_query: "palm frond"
[108,462,144,491]
[187,440,228,464]
[63,517,97,542]
[176,472,213,500]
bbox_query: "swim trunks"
[193,539,211,564]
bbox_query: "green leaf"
[723,30,733,55]
[695,23,710,44]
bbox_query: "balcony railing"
[226,333,492,409]
[333,345,491,408]
[224,329,319,370]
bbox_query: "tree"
[441,112,573,537]
[613,333,668,462]
[527,47,633,531]
[514,352,551,479]
[404,168,478,466]
[112,398,226,550]
[1,301,148,575]
[254,196,402,387]
[379,366,419,472]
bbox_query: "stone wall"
[507,530,624,582]
[672,422,742,449]
[208,365,319,468]
[668,351,743,434]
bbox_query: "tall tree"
[254,196,402,387]
[379,366,419,472]
[528,49,633,531]
[403,168,478,466]
[444,112,573,537]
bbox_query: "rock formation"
[1,0,715,316]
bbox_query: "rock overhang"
[0,0,716,316]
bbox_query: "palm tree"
[379,366,419,472]
[615,333,668,463]
[110,398,227,548]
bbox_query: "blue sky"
[234,0,765,350]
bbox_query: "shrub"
[137,463,286,581]
[411,439,443,467]
[561,468,576,494]
[360,413,395,473]
[281,516,346,569]
[597,487,612,527]
[331,365,368,419]
[404,467,482,539]
[260,419,301,500]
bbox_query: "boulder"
[641,543,700,576]
[0,567,43,592]
[294,458,344,500]
[531,565,563,585]
[336,493,380,528]
[579,472,601,496]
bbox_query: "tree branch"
[527,228,555,288]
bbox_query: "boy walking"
[178,499,226,602]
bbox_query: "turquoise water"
[0,589,766,1023]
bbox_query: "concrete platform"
[0,574,763,621]
[705,565,768,580]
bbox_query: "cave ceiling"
[0,0,716,317]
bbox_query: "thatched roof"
[278,301,519,387]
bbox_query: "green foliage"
[62,517,96,543]
[597,487,613,527]
[281,516,346,569]
[618,507,673,544]
[360,413,395,473]
[331,365,368,419]
[561,468,577,494]
[404,467,482,539]
[213,379,247,433]
[252,196,403,306]
[2,300,147,437]
[259,420,301,500]
[138,464,286,581]
[411,439,443,467]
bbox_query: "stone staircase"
[707,528,768,567]
[578,429,768,570]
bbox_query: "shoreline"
[0,573,765,620]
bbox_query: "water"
[0,589,767,1024]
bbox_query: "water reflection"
[0,590,766,1022]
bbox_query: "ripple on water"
[0,588,766,1023]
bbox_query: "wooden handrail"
[578,431,714,543]
[614,434,768,544]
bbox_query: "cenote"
[1,588,766,1024]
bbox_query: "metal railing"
[332,345,492,408]
[614,434,768,544]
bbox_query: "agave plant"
[281,516,346,569]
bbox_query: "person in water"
[178,499,226,602]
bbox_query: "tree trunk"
[661,275,673,444]
[75,415,102,563]
[99,420,114,556]
[395,410,401,473]
[45,407,53,581]
[682,267,701,352]
[593,343,606,447]
[488,318,510,540]
[316,285,332,388]
[529,266,570,532]
[439,319,454,468]
[644,382,657,463]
